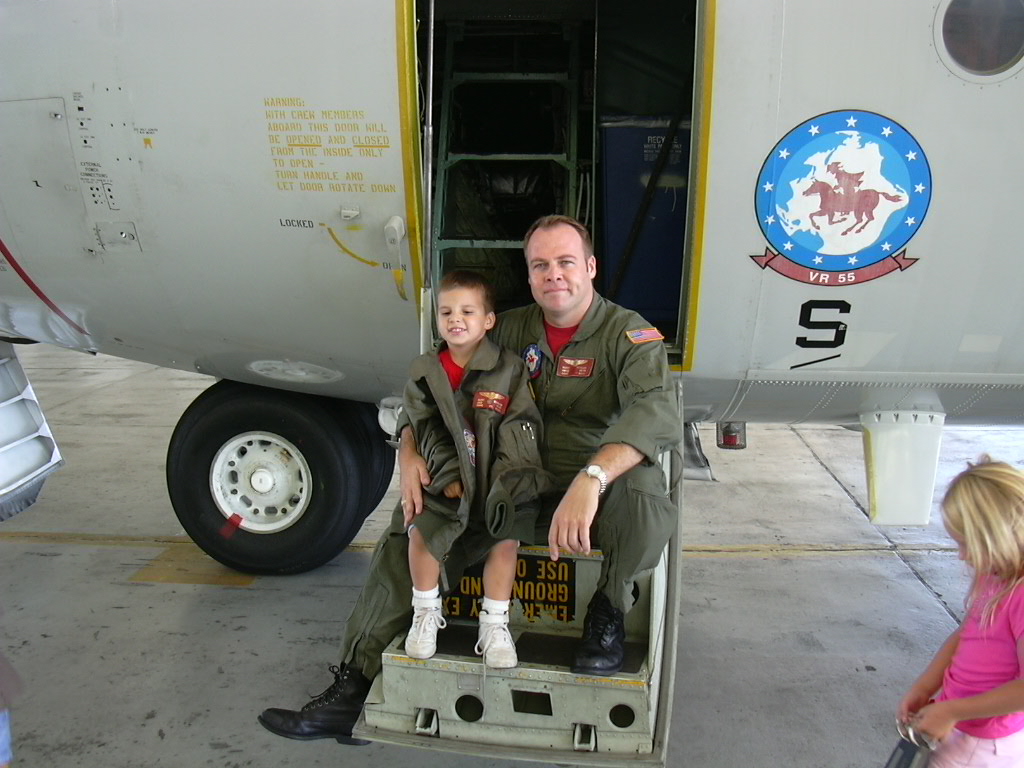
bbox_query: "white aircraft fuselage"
[1,0,1020,543]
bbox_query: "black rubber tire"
[339,400,395,512]
[324,401,396,546]
[166,380,368,574]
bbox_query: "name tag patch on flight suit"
[625,327,664,344]
[473,390,510,414]
[522,344,544,379]
[557,357,595,377]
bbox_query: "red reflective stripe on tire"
[219,514,244,539]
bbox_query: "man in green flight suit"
[259,214,680,744]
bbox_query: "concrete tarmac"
[1,343,1019,767]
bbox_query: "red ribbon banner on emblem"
[750,248,917,286]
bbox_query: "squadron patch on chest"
[625,327,664,344]
[464,428,477,466]
[522,343,544,379]
[473,390,510,414]
[556,357,595,377]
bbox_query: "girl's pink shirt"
[938,575,1024,738]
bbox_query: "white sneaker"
[475,610,517,669]
[405,596,446,659]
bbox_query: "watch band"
[581,464,608,496]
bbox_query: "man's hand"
[547,474,601,560]
[399,427,431,527]
[546,444,645,560]
[443,480,463,499]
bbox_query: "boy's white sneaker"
[475,610,517,669]
[405,596,446,659]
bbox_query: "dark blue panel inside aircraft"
[599,118,689,330]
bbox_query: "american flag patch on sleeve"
[625,327,664,344]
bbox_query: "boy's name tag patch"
[473,390,509,414]
[557,357,595,377]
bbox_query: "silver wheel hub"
[209,431,313,534]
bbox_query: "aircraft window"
[939,0,1024,77]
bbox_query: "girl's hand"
[443,480,463,499]
[912,700,958,742]
[898,688,933,723]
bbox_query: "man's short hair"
[523,214,594,258]
[438,269,496,314]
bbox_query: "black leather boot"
[258,665,371,745]
[571,591,625,675]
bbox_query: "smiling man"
[487,215,680,669]
[259,214,680,745]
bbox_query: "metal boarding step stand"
[0,340,63,521]
[356,382,684,767]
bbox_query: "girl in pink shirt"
[898,456,1024,766]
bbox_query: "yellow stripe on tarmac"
[131,544,256,586]
[0,532,255,586]
[682,545,956,558]
[0,531,176,547]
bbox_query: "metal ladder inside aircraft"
[430,19,585,307]
[0,341,63,520]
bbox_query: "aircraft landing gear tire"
[166,380,372,574]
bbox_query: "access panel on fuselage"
[0,0,423,400]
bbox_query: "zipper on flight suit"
[559,366,606,417]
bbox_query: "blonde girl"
[898,456,1024,766]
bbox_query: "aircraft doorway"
[419,0,697,343]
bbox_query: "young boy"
[398,270,547,668]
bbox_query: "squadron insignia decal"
[752,110,932,285]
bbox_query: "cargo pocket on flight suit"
[597,465,675,609]
[485,420,549,540]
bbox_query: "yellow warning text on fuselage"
[263,99,396,195]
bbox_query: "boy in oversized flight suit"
[259,214,680,745]
[397,269,548,669]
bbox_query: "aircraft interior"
[417,0,697,342]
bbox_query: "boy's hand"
[443,480,463,499]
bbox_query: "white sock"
[482,597,509,615]
[413,586,440,600]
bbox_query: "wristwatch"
[581,464,608,496]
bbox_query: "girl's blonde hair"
[942,455,1024,625]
